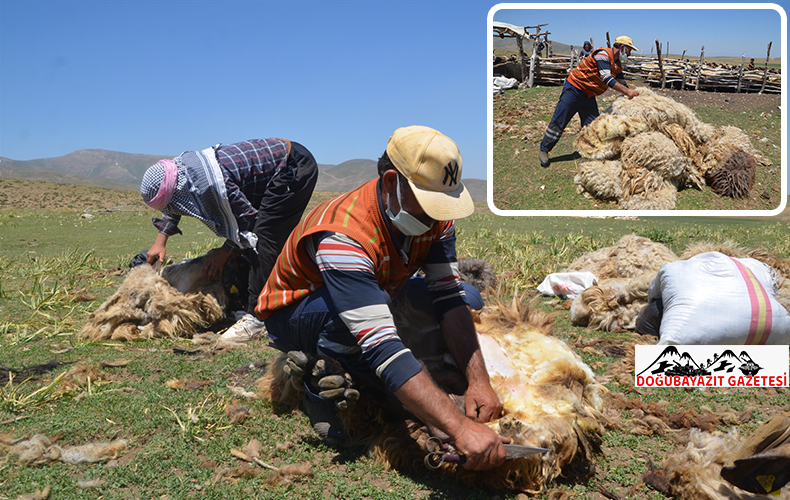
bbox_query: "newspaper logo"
[635,345,789,388]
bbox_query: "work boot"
[220,313,266,342]
[732,415,790,461]
[721,442,790,494]
[539,150,550,168]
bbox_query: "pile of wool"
[567,235,790,332]
[256,297,606,494]
[79,257,226,341]
[573,87,769,209]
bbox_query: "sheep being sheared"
[573,87,770,209]
[256,296,606,494]
[79,256,227,341]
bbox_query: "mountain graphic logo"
[637,346,763,378]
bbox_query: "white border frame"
[487,2,787,217]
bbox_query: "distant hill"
[0,149,170,184]
[493,36,574,55]
[0,149,486,202]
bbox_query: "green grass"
[492,85,782,211]
[1,202,790,499]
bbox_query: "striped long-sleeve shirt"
[256,178,467,393]
[312,223,465,391]
[567,47,626,98]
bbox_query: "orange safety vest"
[567,47,623,98]
[255,178,449,319]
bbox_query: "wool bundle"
[256,297,606,493]
[573,87,767,209]
[574,160,623,200]
[575,115,648,160]
[705,149,757,199]
[79,258,226,341]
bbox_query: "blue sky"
[0,1,787,183]
[493,5,783,58]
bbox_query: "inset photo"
[488,3,786,216]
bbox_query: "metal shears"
[423,436,549,469]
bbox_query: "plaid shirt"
[153,138,290,253]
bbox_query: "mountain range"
[0,149,487,202]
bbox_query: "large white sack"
[649,252,790,345]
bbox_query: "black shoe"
[539,150,550,168]
[301,385,348,444]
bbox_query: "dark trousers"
[540,80,600,153]
[245,141,318,313]
[263,277,484,395]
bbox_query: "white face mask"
[619,50,629,62]
[386,180,432,236]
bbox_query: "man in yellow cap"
[539,35,640,167]
[256,125,508,470]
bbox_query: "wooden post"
[681,50,687,60]
[737,53,745,93]
[570,45,576,68]
[695,45,705,91]
[656,39,666,89]
[547,39,552,57]
[528,36,538,88]
[682,63,687,90]
[516,35,526,82]
[667,41,670,58]
[590,37,594,48]
[760,41,772,94]
[606,31,611,48]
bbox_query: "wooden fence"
[494,41,780,94]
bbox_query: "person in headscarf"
[140,138,318,342]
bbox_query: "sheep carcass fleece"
[256,297,606,494]
[573,87,769,209]
[567,234,790,333]
[79,256,227,341]
[658,428,790,500]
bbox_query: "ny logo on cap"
[442,161,459,186]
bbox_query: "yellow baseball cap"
[386,125,474,221]
[615,36,638,51]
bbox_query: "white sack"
[493,76,519,92]
[649,252,790,345]
[537,271,597,299]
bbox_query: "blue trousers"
[540,80,600,153]
[263,277,484,394]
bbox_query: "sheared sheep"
[573,87,768,209]
[658,428,790,500]
[79,256,227,341]
[256,297,606,494]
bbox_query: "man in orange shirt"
[257,126,508,470]
[539,36,640,168]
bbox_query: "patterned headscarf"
[140,160,178,211]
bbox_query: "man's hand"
[146,233,169,265]
[202,247,231,281]
[465,381,503,423]
[453,419,510,470]
[624,87,640,99]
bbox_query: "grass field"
[1,183,789,499]
[492,85,782,212]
